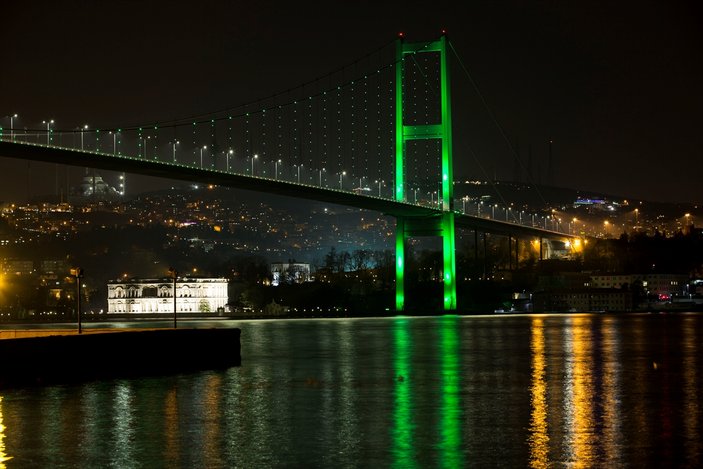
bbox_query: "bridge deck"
[0,141,573,239]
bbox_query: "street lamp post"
[226,149,233,171]
[251,154,258,175]
[139,136,149,158]
[275,159,282,179]
[168,267,178,328]
[293,164,303,184]
[80,125,88,150]
[70,267,84,334]
[319,168,325,186]
[10,114,17,140]
[110,131,117,155]
[339,171,346,189]
[42,119,54,145]
[200,145,207,168]
[172,141,179,162]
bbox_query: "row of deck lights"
[2,116,574,235]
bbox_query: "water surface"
[1,313,701,467]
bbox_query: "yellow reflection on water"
[569,316,595,467]
[601,318,622,463]
[163,387,180,466]
[683,316,700,464]
[203,374,222,467]
[0,396,12,467]
[560,317,598,466]
[528,318,549,468]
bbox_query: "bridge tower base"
[395,213,457,311]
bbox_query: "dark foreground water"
[1,313,701,468]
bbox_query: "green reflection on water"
[438,315,462,468]
[392,317,416,469]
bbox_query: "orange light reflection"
[528,318,549,468]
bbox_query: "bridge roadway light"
[80,124,88,150]
[200,145,207,168]
[226,149,233,171]
[275,159,282,180]
[109,130,118,155]
[339,171,346,190]
[252,154,258,175]
[9,114,17,140]
[42,119,54,145]
[172,141,180,162]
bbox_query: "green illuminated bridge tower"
[395,34,456,311]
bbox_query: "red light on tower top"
[441,29,447,35]
[398,32,404,38]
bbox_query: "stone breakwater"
[0,328,241,388]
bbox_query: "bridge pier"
[395,212,457,312]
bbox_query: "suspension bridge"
[0,33,578,311]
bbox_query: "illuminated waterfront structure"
[107,277,228,314]
[270,262,312,286]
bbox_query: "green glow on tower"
[442,212,457,310]
[396,218,405,311]
[395,33,457,311]
[395,38,405,202]
[439,35,454,211]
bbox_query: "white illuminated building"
[107,277,229,314]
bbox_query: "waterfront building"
[533,289,634,312]
[270,262,312,286]
[107,277,228,314]
[589,273,688,297]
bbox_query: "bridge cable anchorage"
[448,40,550,220]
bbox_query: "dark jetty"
[0,328,241,388]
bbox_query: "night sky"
[2,1,701,204]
